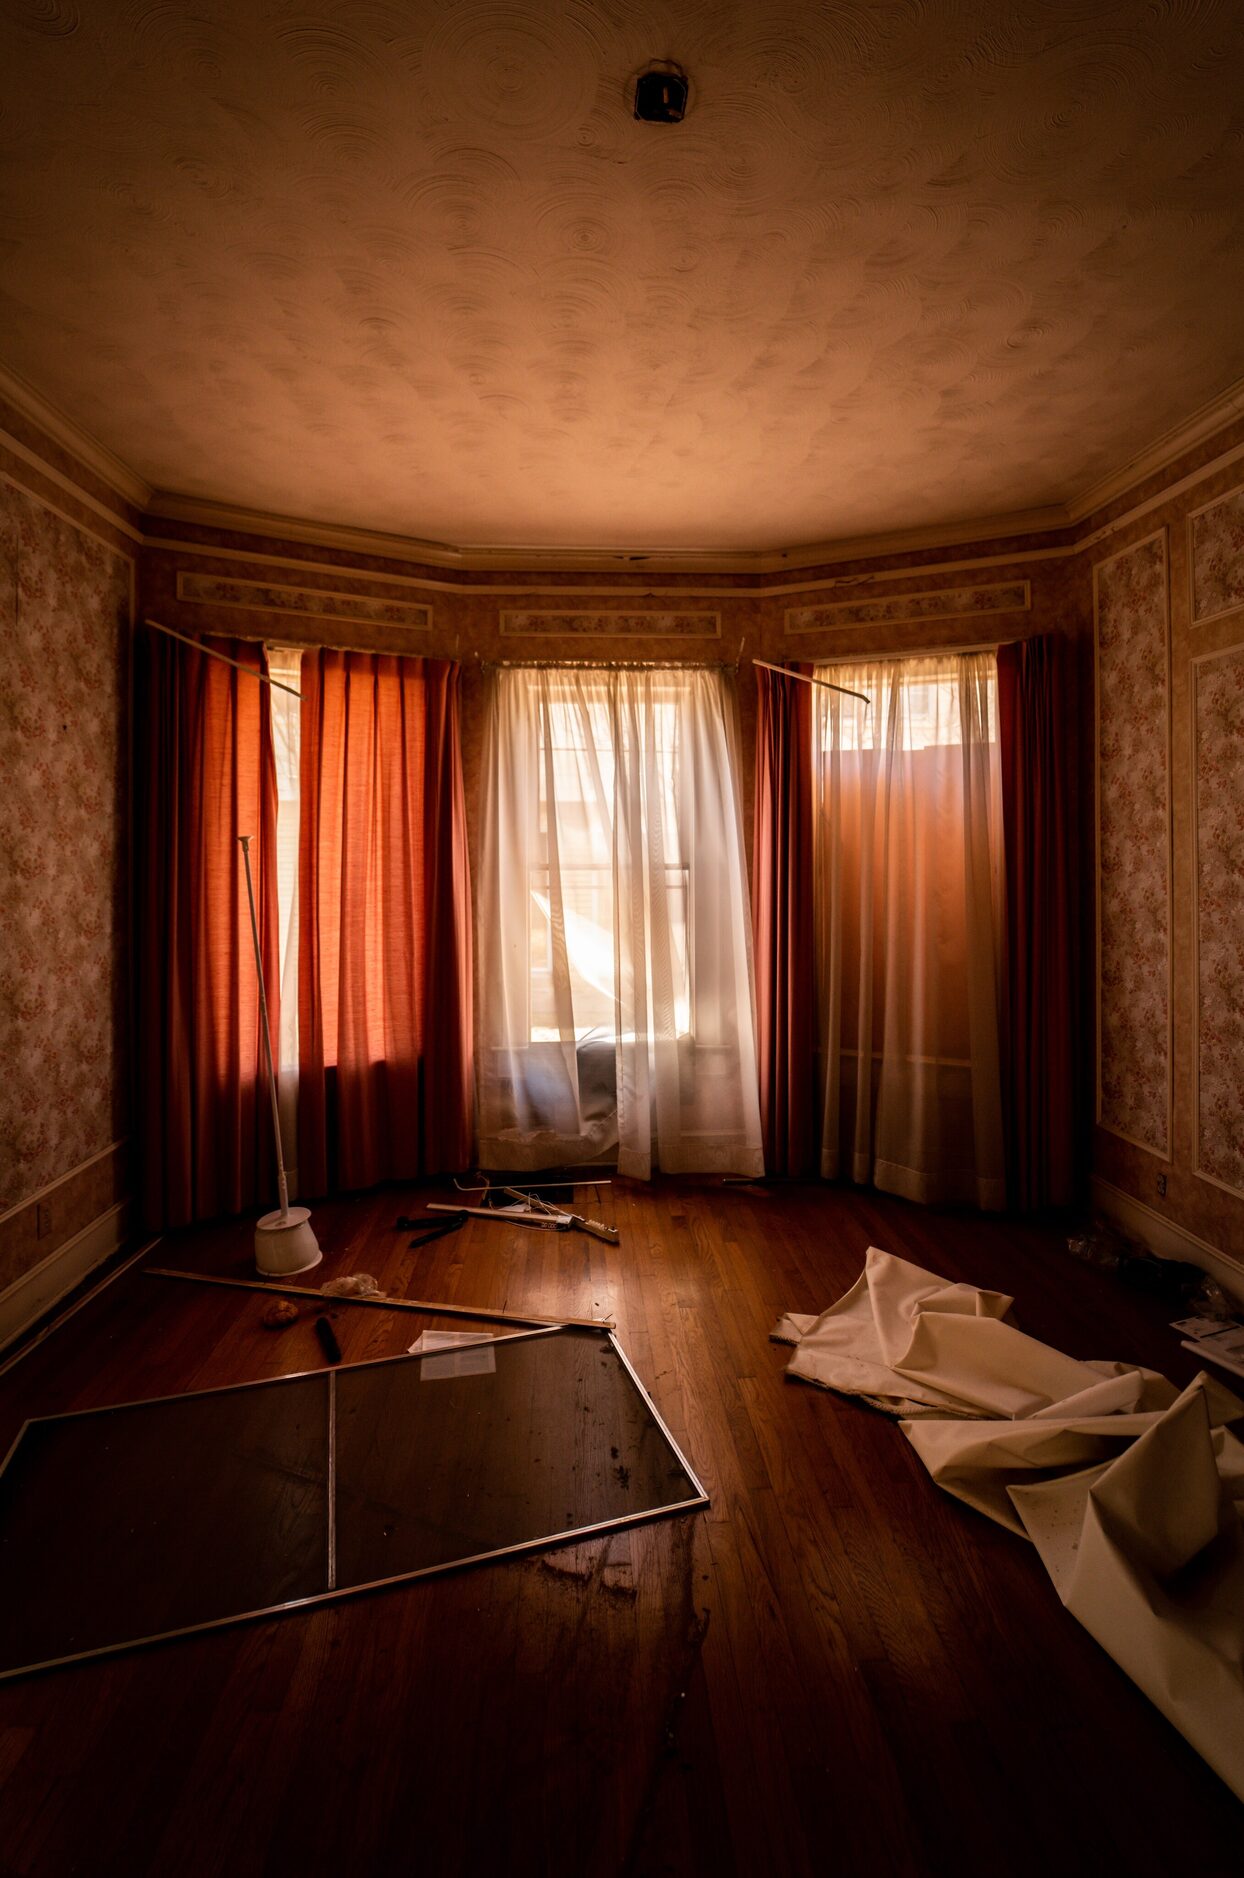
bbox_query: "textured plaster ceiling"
[2,0,1244,553]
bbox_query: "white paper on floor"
[774,1247,1244,1802]
[408,1329,498,1379]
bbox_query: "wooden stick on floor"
[144,1267,614,1331]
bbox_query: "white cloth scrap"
[774,1247,1244,1802]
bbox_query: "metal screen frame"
[0,1325,708,1680]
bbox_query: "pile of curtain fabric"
[774,1249,1244,1801]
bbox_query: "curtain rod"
[484,657,739,672]
[144,618,305,700]
[752,658,870,706]
[146,618,466,681]
[814,641,1000,667]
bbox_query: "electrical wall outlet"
[1157,1174,1167,1198]
[36,1203,52,1238]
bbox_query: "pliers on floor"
[396,1209,468,1250]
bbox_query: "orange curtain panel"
[297,652,472,1193]
[136,632,279,1228]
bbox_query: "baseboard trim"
[0,1137,127,1227]
[1090,1177,1244,1296]
[0,1201,130,1353]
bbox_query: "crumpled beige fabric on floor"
[774,1247,1244,1802]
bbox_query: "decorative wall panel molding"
[1193,642,1244,1197]
[0,482,131,1211]
[1093,530,1171,1158]
[177,572,431,631]
[499,611,720,638]
[1188,484,1244,624]
[784,581,1029,634]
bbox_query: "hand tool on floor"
[425,1198,619,1244]
[502,1186,620,1244]
[395,1210,469,1248]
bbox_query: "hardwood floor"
[0,1178,1239,1875]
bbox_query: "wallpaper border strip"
[176,569,432,630]
[498,609,721,638]
[783,579,1031,634]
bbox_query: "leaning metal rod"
[752,658,871,706]
[238,835,289,1221]
[144,1266,614,1331]
[145,618,304,699]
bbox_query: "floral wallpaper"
[1195,647,1244,1193]
[178,571,431,631]
[1095,532,1170,1156]
[785,581,1029,633]
[1190,484,1244,624]
[0,481,130,1212]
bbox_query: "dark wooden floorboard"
[0,1178,1240,1875]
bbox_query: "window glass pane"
[527,675,691,1043]
[813,657,997,752]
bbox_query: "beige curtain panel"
[811,652,1006,1209]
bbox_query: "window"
[526,679,691,1041]
[477,664,763,1178]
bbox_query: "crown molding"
[758,503,1070,573]
[146,492,471,568]
[146,489,1073,577]
[6,355,1242,575]
[0,361,151,512]
[1068,370,1244,525]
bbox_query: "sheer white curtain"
[478,665,763,1178]
[813,651,1006,1209]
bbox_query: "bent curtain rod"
[145,617,305,700]
[752,659,870,705]
[146,618,470,679]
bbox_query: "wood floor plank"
[0,1177,1240,1875]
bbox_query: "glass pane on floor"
[334,1325,700,1582]
[0,1327,703,1677]
[0,1373,330,1672]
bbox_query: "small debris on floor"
[261,1299,299,1331]
[314,1316,342,1364]
[321,1273,385,1299]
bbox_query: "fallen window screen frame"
[0,1324,708,1681]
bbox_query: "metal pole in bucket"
[239,835,321,1275]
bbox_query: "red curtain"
[752,663,817,1174]
[298,652,472,1193]
[137,633,279,1228]
[997,634,1077,1208]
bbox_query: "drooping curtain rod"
[752,658,870,706]
[146,616,468,675]
[144,617,305,700]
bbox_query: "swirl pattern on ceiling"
[1,0,1243,551]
